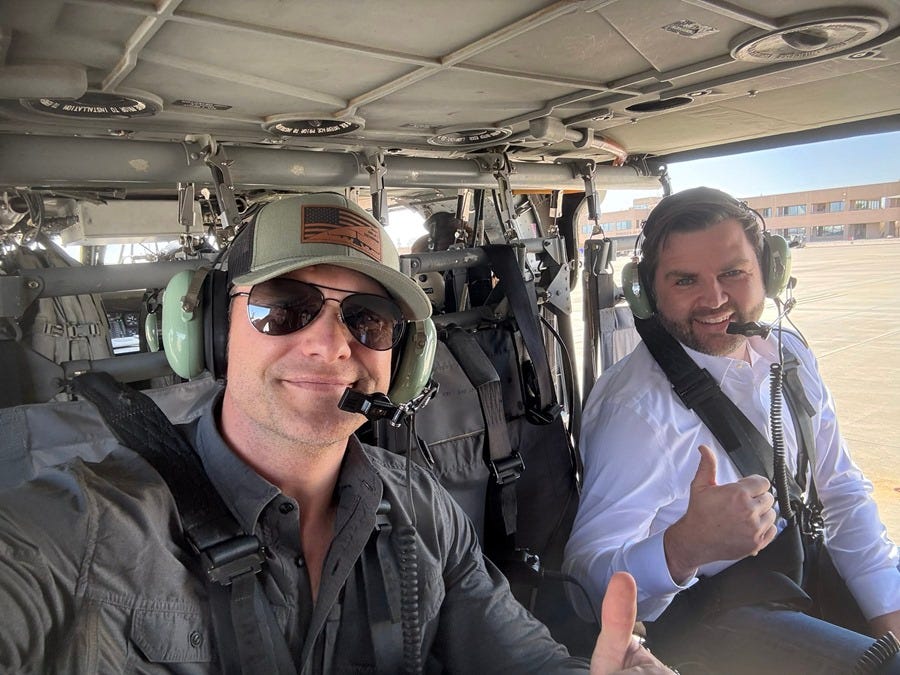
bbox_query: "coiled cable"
[769,362,794,521]
[854,632,900,674]
[397,524,423,675]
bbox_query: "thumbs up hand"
[664,445,778,583]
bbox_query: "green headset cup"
[764,232,792,298]
[144,311,160,352]
[388,317,436,404]
[621,260,654,320]
[161,269,206,379]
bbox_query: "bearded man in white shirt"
[564,187,899,674]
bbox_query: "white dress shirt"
[564,329,900,622]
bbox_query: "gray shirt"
[0,391,587,673]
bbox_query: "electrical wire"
[853,632,900,673]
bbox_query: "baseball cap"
[226,193,431,321]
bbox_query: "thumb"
[691,445,718,489]
[590,572,638,675]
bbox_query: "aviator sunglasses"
[230,277,406,351]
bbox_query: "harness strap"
[484,245,561,424]
[635,318,818,521]
[71,372,295,675]
[361,499,404,674]
[781,352,825,535]
[635,317,774,481]
[445,327,521,537]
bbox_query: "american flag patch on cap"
[300,205,383,261]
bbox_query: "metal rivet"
[189,630,203,647]
[279,502,295,514]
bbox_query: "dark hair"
[638,186,764,299]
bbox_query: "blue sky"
[602,130,900,211]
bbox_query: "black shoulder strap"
[71,372,295,675]
[634,317,774,481]
[483,245,562,424]
[445,326,522,540]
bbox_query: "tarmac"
[569,238,900,543]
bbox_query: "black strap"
[361,500,404,673]
[634,317,774,481]
[484,245,561,424]
[445,327,521,537]
[71,372,295,675]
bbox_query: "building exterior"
[580,181,900,253]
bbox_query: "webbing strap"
[445,327,521,536]
[361,501,403,673]
[635,319,824,511]
[635,317,773,481]
[781,351,825,534]
[71,372,295,675]
[483,245,560,424]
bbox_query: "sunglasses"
[231,277,405,351]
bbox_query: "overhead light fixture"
[263,114,365,137]
[427,125,512,147]
[731,10,887,62]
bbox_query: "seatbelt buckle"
[525,402,563,425]
[489,452,525,485]
[200,535,266,585]
[674,368,718,408]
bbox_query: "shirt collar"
[193,390,280,533]
[681,333,778,385]
[191,392,383,534]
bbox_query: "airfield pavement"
[570,238,900,544]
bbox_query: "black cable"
[539,569,601,629]
[397,524,423,675]
[539,313,577,436]
[854,632,900,674]
[769,362,794,521]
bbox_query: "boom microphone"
[726,321,772,338]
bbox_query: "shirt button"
[296,555,306,568]
[279,502,295,514]
[189,630,203,648]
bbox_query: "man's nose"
[699,279,728,307]
[295,300,353,358]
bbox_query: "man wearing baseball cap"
[0,193,671,674]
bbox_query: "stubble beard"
[658,298,765,357]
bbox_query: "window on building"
[813,224,844,238]
[600,219,632,231]
[776,204,806,216]
[886,197,900,209]
[850,199,881,210]
[812,201,844,213]
[757,207,772,218]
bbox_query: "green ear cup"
[161,269,206,379]
[763,232,792,299]
[621,261,654,320]
[388,318,436,404]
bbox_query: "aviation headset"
[152,194,437,405]
[621,187,792,320]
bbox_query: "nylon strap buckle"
[200,535,266,586]
[673,368,718,408]
[489,452,525,486]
